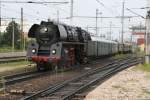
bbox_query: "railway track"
[0,56,26,63]
[3,57,113,86]
[22,57,142,100]
[4,71,50,85]
[0,52,26,63]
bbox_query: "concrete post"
[145,11,150,64]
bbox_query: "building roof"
[91,36,118,44]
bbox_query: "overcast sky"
[0,0,147,41]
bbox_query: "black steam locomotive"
[27,21,131,71]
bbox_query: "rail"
[22,57,143,100]
[0,52,26,62]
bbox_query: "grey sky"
[1,0,147,41]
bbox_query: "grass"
[112,85,129,92]
[112,85,122,89]
[135,51,145,57]
[0,60,29,67]
[136,64,150,72]
[142,88,150,98]
[143,89,150,94]
[0,47,23,53]
[113,54,127,59]
[0,60,36,75]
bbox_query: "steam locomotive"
[27,21,131,71]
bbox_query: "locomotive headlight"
[43,27,48,32]
[52,49,56,54]
[40,27,48,33]
[32,49,36,53]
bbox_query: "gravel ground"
[84,65,150,100]
[0,70,85,100]
[0,57,113,100]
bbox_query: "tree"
[1,21,21,49]
[0,31,4,45]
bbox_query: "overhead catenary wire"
[95,0,105,6]
[0,1,69,4]
[130,7,150,9]
[72,15,140,19]
[1,7,47,21]
[2,0,67,19]
[126,8,145,19]
[41,2,71,18]
[95,0,119,15]
[0,1,71,29]
[0,0,70,23]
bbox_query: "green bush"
[137,64,150,72]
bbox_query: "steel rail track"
[0,56,26,63]
[4,71,50,85]
[64,59,142,100]
[3,56,117,86]
[22,57,142,100]
[0,52,26,62]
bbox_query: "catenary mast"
[145,0,150,63]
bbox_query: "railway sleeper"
[75,93,86,98]
[72,98,83,100]
[50,91,70,97]
[9,89,25,95]
[68,82,84,86]
[39,96,60,100]
[61,88,78,92]
[79,79,91,83]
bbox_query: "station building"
[130,25,145,51]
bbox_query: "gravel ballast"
[85,66,150,100]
